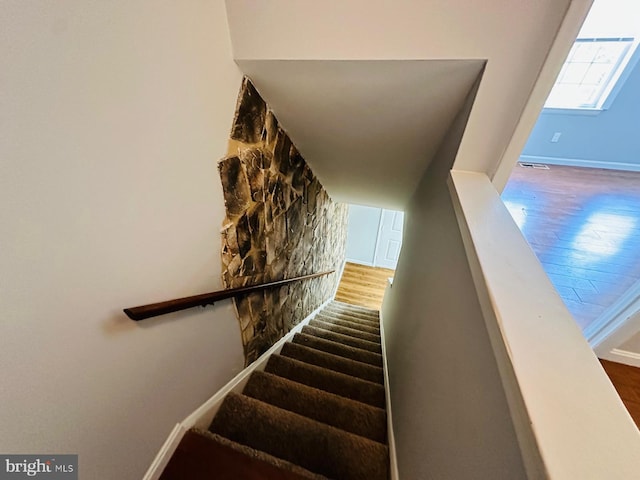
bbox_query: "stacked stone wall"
[219,78,348,364]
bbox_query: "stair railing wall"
[449,170,640,479]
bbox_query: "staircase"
[160,301,390,480]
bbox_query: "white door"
[373,209,404,269]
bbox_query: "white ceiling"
[240,60,484,209]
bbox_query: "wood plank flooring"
[600,359,640,429]
[502,164,640,331]
[335,262,395,310]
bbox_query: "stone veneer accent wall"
[219,78,348,365]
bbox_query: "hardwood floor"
[335,262,395,310]
[600,359,640,429]
[502,164,640,331]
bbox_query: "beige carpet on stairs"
[160,301,389,480]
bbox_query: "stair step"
[333,296,382,311]
[280,342,384,384]
[293,332,383,367]
[301,326,382,354]
[309,317,382,344]
[243,370,387,443]
[331,300,381,312]
[265,354,386,408]
[328,302,380,320]
[314,314,380,335]
[210,393,389,480]
[160,429,325,480]
[326,301,380,317]
[319,309,380,328]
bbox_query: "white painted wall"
[382,76,528,478]
[0,2,244,479]
[345,205,382,266]
[225,0,583,195]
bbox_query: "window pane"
[561,63,589,84]
[575,84,600,107]
[544,37,635,109]
[594,44,626,63]
[582,63,610,85]
[572,42,599,62]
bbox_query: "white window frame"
[544,37,637,112]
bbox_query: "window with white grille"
[545,37,635,110]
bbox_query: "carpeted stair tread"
[265,354,386,408]
[243,371,387,443]
[330,299,380,311]
[324,303,380,319]
[330,300,380,315]
[309,315,381,336]
[210,393,389,480]
[280,342,384,384]
[316,315,380,333]
[301,325,382,354]
[326,303,381,321]
[319,311,380,328]
[160,429,326,480]
[323,304,380,323]
[293,332,383,367]
[161,300,391,478]
[318,308,380,325]
[317,310,381,329]
[309,318,381,343]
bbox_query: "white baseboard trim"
[142,298,331,480]
[143,424,187,480]
[379,280,399,480]
[519,155,640,172]
[601,348,640,369]
[587,280,640,354]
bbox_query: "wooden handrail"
[123,270,335,321]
